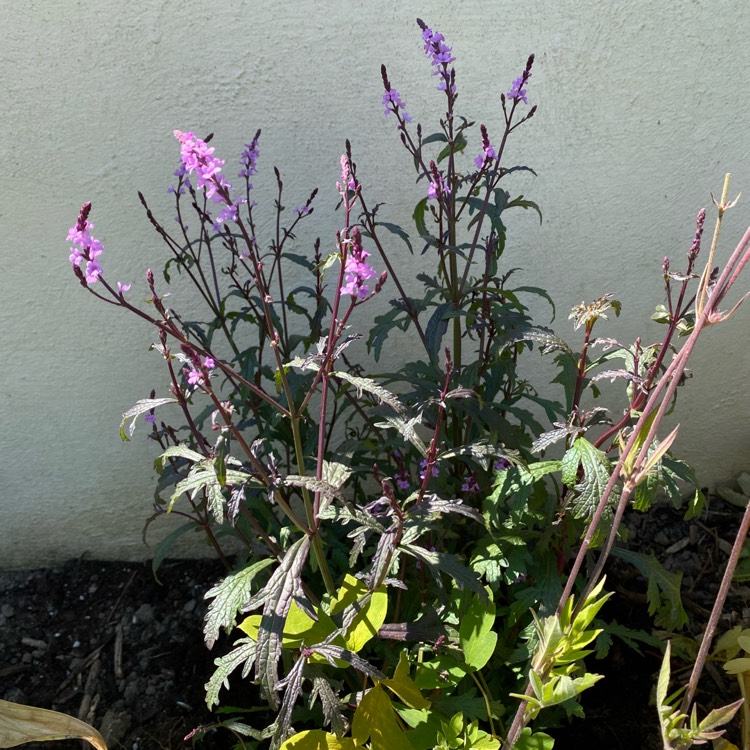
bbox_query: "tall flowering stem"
[502,215,750,750]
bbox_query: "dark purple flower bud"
[375,270,388,294]
[239,129,261,180]
[688,208,707,260]
[662,256,670,275]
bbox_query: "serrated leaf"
[531,425,578,454]
[283,475,344,509]
[273,655,308,750]
[323,461,352,490]
[401,543,486,599]
[157,444,206,467]
[204,637,257,709]
[563,437,618,521]
[204,558,276,649]
[120,397,178,441]
[309,669,347,736]
[612,547,688,630]
[497,326,573,356]
[331,371,406,415]
[255,536,311,708]
[312,644,386,680]
[405,497,484,525]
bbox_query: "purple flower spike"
[506,55,535,105]
[427,161,450,201]
[417,18,456,94]
[474,124,497,169]
[340,227,377,299]
[507,76,529,104]
[68,202,105,285]
[382,88,413,123]
[239,130,261,181]
[174,130,232,202]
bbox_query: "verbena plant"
[61,18,750,750]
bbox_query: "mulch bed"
[1,500,747,749]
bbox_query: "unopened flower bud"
[375,270,388,293]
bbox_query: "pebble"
[133,603,155,625]
[1,604,14,618]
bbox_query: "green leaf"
[384,651,430,710]
[459,591,497,671]
[497,326,573,356]
[280,730,357,750]
[352,684,414,750]
[505,195,543,224]
[513,728,554,750]
[563,437,618,522]
[425,303,451,363]
[413,197,430,239]
[204,558,276,649]
[330,574,389,653]
[612,547,688,630]
[401,544,486,599]
[149,521,197,583]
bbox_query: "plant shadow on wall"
[7,16,750,750]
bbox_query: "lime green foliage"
[511,579,609,721]
[713,626,750,749]
[655,641,742,750]
[239,574,388,656]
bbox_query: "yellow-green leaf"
[0,699,107,749]
[352,684,414,750]
[723,657,750,675]
[280,729,357,750]
[238,600,336,649]
[459,590,497,671]
[330,574,388,653]
[383,651,430,709]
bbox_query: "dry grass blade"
[0,699,107,749]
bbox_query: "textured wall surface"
[2,0,749,567]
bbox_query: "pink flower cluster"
[67,203,104,284]
[340,227,377,299]
[174,130,231,202]
[186,355,216,387]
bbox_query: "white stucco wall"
[2,0,749,567]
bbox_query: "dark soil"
[0,558,228,749]
[1,502,747,749]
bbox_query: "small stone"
[183,599,196,613]
[1,604,14,618]
[133,603,154,625]
[99,704,132,745]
